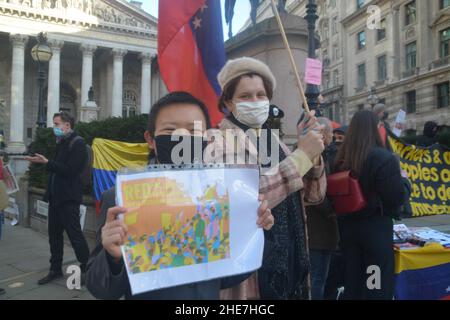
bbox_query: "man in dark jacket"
[26,112,90,285]
[416,121,438,147]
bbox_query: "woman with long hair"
[334,110,406,300]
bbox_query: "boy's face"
[144,103,207,150]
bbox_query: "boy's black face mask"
[154,135,208,165]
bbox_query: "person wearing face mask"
[85,92,275,300]
[373,104,392,151]
[212,57,327,300]
[25,111,90,285]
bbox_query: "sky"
[136,0,251,40]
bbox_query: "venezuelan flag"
[394,243,450,300]
[158,0,226,127]
[92,138,149,213]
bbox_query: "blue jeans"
[310,250,332,300]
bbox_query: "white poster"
[116,165,263,296]
[393,109,407,137]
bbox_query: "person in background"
[25,112,90,285]
[373,104,391,150]
[416,121,438,147]
[334,110,406,299]
[0,152,7,296]
[305,117,339,300]
[332,125,347,146]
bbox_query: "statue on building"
[88,86,94,101]
[43,0,52,10]
[54,0,63,10]
[250,0,260,26]
[85,0,93,15]
[22,0,32,7]
[278,0,287,13]
[33,0,42,9]
[224,0,236,39]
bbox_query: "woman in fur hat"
[211,57,327,300]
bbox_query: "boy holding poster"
[86,92,275,299]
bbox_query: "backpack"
[69,136,93,187]
[326,171,368,215]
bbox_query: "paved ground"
[0,220,95,300]
[1,214,449,300]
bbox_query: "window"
[357,63,366,89]
[357,0,365,9]
[324,73,330,90]
[333,70,339,86]
[357,31,366,50]
[406,90,416,114]
[405,1,417,26]
[441,0,450,9]
[330,0,336,8]
[377,19,386,41]
[333,45,339,61]
[378,55,387,81]
[332,16,338,35]
[437,82,449,109]
[440,28,450,58]
[406,42,417,71]
[122,90,138,118]
[379,98,386,105]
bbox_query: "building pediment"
[0,0,157,37]
[430,10,450,28]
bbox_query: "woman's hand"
[297,111,324,161]
[257,195,274,230]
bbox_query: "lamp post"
[31,32,53,128]
[304,0,322,116]
[367,87,379,110]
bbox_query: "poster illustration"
[116,165,262,295]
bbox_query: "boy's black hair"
[147,92,212,137]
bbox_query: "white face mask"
[232,100,270,128]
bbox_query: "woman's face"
[225,75,268,114]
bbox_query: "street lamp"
[304,0,322,116]
[367,87,379,110]
[31,32,53,128]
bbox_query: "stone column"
[139,52,153,114]
[111,49,127,117]
[80,44,97,106]
[46,40,64,127]
[7,34,28,154]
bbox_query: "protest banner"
[389,135,450,216]
[116,164,262,295]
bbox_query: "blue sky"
[136,0,250,40]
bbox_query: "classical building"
[240,0,450,130]
[0,0,167,157]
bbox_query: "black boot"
[37,270,63,285]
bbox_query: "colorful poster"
[116,165,262,295]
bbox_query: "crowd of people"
[3,56,421,300]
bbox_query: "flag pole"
[270,0,310,113]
